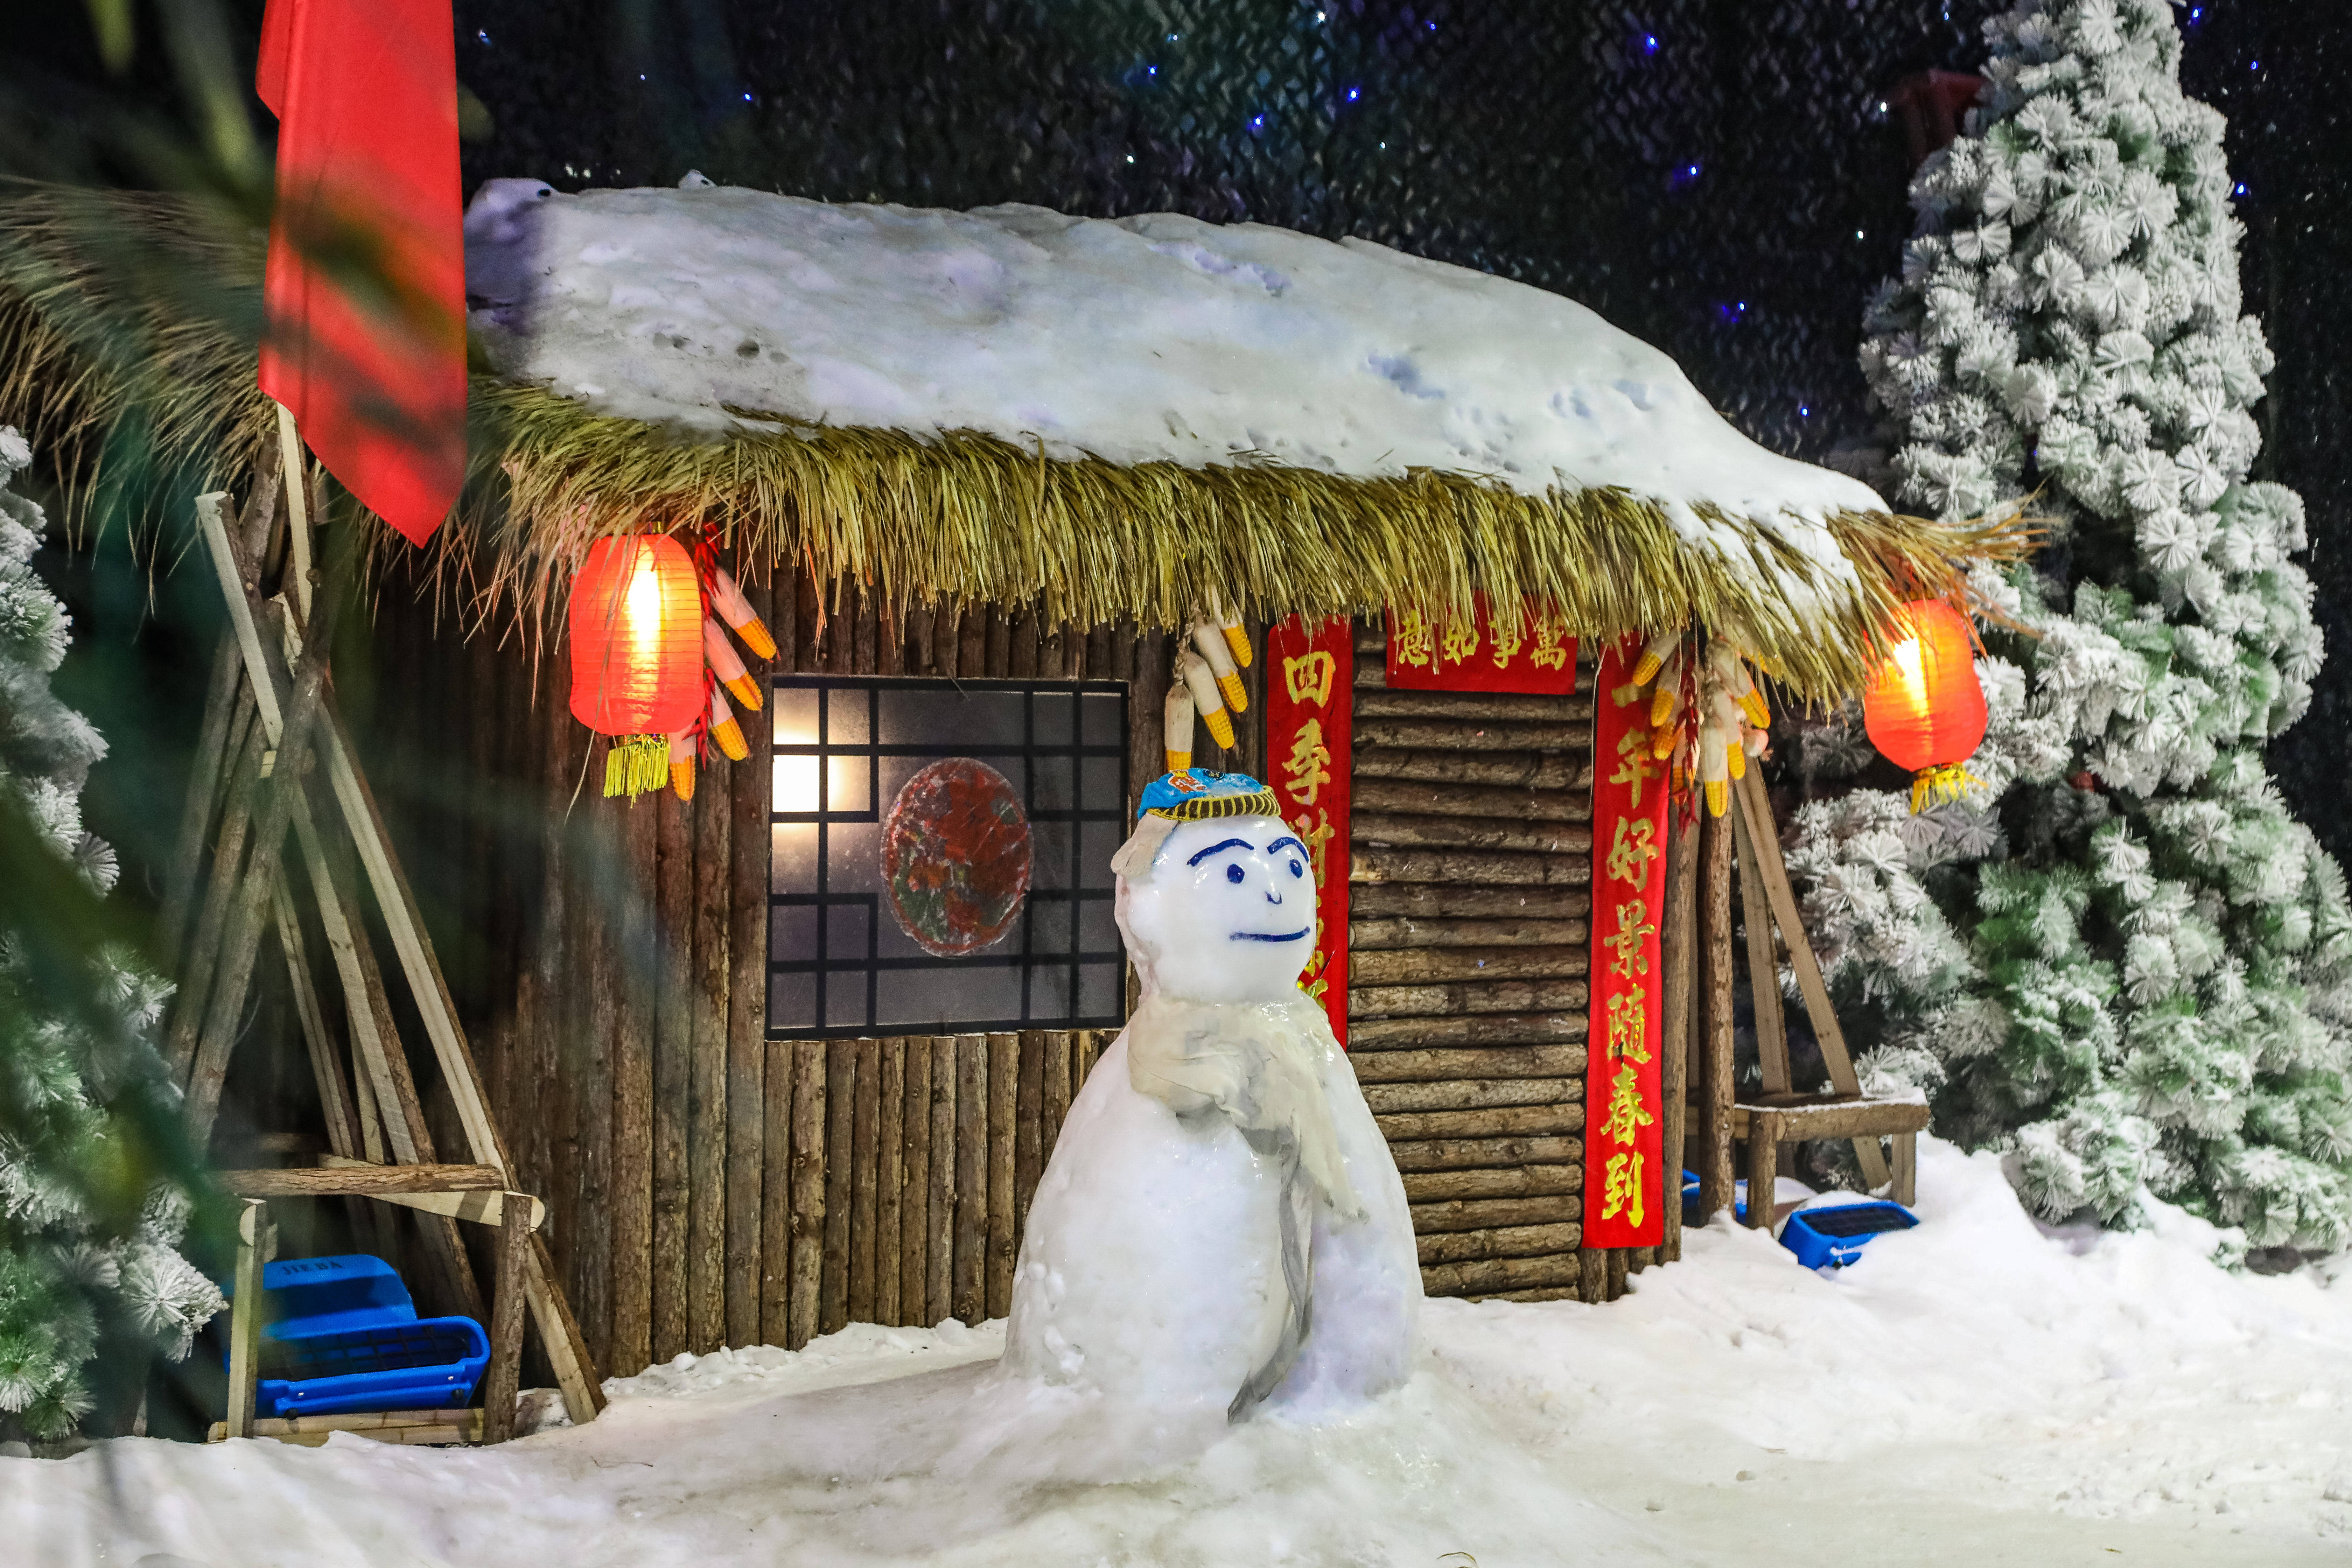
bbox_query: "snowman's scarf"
[1124,990,1365,1418]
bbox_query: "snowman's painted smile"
[1231,929,1312,942]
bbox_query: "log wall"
[1342,622,1606,1303]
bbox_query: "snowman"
[1001,771,1420,1422]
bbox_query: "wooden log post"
[954,1035,988,1325]
[1746,1110,1782,1231]
[1731,801,1792,1095]
[1696,805,1736,1222]
[788,1040,827,1348]
[481,1196,533,1443]
[900,1037,932,1325]
[927,1037,956,1327]
[987,1033,1018,1318]
[1659,808,1698,1264]
[876,1038,906,1326]
[225,1199,274,1441]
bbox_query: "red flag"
[257,0,464,546]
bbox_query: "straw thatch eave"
[0,184,2027,701]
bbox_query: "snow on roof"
[464,179,1885,551]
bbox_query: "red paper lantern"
[569,533,704,742]
[1863,600,1988,812]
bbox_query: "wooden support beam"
[270,878,357,1160]
[215,1162,502,1197]
[1659,807,1698,1264]
[1696,805,1736,1222]
[1732,770,1891,1189]
[209,1407,487,1447]
[482,1198,533,1443]
[1730,798,1793,1096]
[225,1200,273,1440]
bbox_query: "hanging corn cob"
[1208,593,1252,669]
[708,684,749,762]
[1164,681,1197,772]
[668,729,698,802]
[707,566,778,659]
[1191,620,1248,714]
[1620,629,1771,818]
[704,617,763,712]
[1178,647,1236,749]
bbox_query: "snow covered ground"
[12,1137,2351,1567]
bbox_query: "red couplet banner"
[1583,637,1672,1247]
[1265,616,1354,1044]
[1386,595,1577,695]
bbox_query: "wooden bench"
[207,1160,544,1446]
[1731,1093,1929,1228]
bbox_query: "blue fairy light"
[1643,34,1660,55]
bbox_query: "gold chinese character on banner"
[1393,611,1434,670]
[1598,1064,1655,1146]
[1530,618,1570,671]
[1283,649,1336,707]
[1602,1150,1647,1226]
[1605,989,1651,1064]
[1611,728,1661,811]
[1611,680,1645,708]
[1605,816,1659,886]
[1280,719,1334,807]
[1489,619,1523,669]
[1440,620,1480,666]
[1289,809,1336,887]
[1603,898,1655,979]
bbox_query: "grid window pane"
[769,677,1129,1038]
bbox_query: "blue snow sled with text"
[1778,1200,1919,1270]
[221,1253,489,1418]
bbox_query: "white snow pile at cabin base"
[14,1139,2352,1567]
[463,178,1883,554]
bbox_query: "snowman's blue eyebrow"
[1186,836,1252,866]
[1265,835,1305,858]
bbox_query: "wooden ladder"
[161,431,604,1441]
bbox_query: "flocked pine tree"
[1784,0,2352,1254]
[0,426,220,1439]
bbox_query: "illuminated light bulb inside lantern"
[626,550,665,656]
[1889,632,1925,693]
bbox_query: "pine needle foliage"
[1787,0,2352,1253]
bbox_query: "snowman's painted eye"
[1226,863,1245,884]
[1288,860,1303,877]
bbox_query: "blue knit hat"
[1135,769,1282,822]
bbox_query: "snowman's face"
[1118,813,1317,1004]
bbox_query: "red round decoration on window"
[882,759,1032,957]
[1863,600,1988,807]
[568,534,704,737]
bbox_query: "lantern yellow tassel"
[1910,761,1980,813]
[604,734,671,799]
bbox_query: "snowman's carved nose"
[1265,889,1283,904]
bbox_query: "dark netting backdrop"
[9,1,2347,855]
